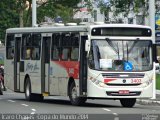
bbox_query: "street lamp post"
[32,0,37,27]
[149,0,156,99]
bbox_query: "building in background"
[73,0,105,22]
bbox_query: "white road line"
[8,100,15,103]
[113,113,118,116]
[31,112,35,115]
[102,108,111,112]
[21,104,29,107]
[31,109,36,112]
[31,109,36,115]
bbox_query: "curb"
[137,99,160,105]
[136,90,160,105]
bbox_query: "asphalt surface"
[0,90,159,120]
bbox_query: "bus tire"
[120,98,136,107]
[69,82,86,106]
[25,79,32,101]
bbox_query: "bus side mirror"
[85,40,90,52]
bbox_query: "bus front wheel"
[69,82,86,106]
[120,98,136,107]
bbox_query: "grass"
[156,74,160,90]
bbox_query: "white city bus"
[4,23,156,107]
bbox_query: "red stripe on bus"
[53,61,79,79]
[104,78,117,83]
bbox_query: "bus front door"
[14,34,21,92]
[41,34,51,94]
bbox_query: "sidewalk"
[137,90,160,105]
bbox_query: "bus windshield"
[88,39,153,71]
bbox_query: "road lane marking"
[103,108,111,112]
[31,109,36,115]
[113,113,118,116]
[21,104,29,107]
[31,109,36,112]
[31,112,35,115]
[8,100,15,103]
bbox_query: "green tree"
[95,0,149,21]
[0,0,81,43]
[37,0,81,24]
[0,0,19,43]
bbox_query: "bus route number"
[131,79,141,84]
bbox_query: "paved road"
[0,90,160,120]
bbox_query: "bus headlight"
[90,77,105,87]
[95,80,105,87]
[142,79,152,87]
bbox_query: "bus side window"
[22,34,32,60]
[71,47,79,60]
[6,34,14,59]
[62,48,70,60]
[52,47,59,60]
[31,34,41,60]
[26,47,31,59]
[70,33,79,61]
[61,33,70,61]
[52,33,60,60]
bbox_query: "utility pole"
[149,0,156,99]
[32,0,37,27]
[149,0,155,43]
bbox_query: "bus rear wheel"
[120,98,136,107]
[69,82,86,106]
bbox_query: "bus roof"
[6,24,151,34]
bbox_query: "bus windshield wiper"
[106,38,120,59]
[126,43,129,62]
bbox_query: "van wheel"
[69,82,86,105]
[120,98,136,107]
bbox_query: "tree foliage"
[0,0,19,43]
[0,0,81,43]
[37,0,81,24]
[96,0,149,18]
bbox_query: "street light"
[149,0,156,99]
[32,0,37,27]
